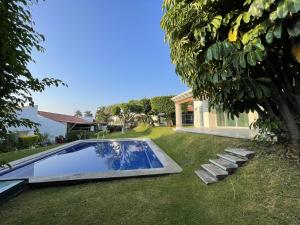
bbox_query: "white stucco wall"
[8,106,67,141]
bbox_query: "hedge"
[18,135,39,148]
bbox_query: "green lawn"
[0,126,299,225]
[0,144,60,163]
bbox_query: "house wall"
[193,101,202,128]
[37,115,67,141]
[8,106,37,135]
[193,101,258,128]
[8,106,67,142]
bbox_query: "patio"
[175,127,258,139]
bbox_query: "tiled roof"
[38,111,92,124]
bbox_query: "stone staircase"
[195,148,255,185]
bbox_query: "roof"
[171,89,193,103]
[38,111,93,125]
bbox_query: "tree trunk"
[271,83,300,153]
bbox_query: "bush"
[37,133,52,146]
[18,135,39,148]
[0,132,19,152]
[55,135,65,144]
[66,130,93,142]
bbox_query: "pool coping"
[0,138,182,184]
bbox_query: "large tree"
[139,98,155,126]
[161,0,300,149]
[95,106,111,124]
[111,102,142,133]
[0,0,65,137]
[74,110,83,117]
[151,96,175,126]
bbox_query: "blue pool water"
[0,141,163,179]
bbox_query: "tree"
[139,98,155,126]
[95,106,111,123]
[84,110,93,117]
[161,0,300,149]
[181,102,193,113]
[111,103,142,133]
[74,110,83,117]
[151,96,175,126]
[0,0,65,138]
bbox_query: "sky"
[29,0,187,115]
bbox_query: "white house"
[172,90,259,139]
[8,106,94,142]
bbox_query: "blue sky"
[29,0,187,115]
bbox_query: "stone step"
[225,148,255,158]
[201,163,228,179]
[195,170,218,185]
[217,153,247,165]
[209,158,238,173]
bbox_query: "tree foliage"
[150,96,175,123]
[95,106,112,123]
[138,98,155,125]
[74,110,83,117]
[162,0,300,147]
[84,110,93,117]
[111,102,142,133]
[0,0,65,137]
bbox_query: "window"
[216,110,249,127]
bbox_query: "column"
[175,102,182,127]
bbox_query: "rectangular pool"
[0,139,182,184]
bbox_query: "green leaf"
[254,85,263,99]
[205,47,213,62]
[256,77,272,83]
[260,85,272,97]
[287,0,300,13]
[253,50,264,61]
[242,33,250,45]
[269,11,277,21]
[265,28,274,44]
[243,12,251,23]
[247,52,256,66]
[211,15,222,29]
[277,0,289,18]
[274,22,282,38]
[239,53,247,68]
[255,42,265,51]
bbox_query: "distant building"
[8,106,94,141]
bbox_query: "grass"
[0,144,60,163]
[0,125,299,225]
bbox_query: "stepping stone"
[209,158,238,173]
[201,163,228,179]
[195,170,217,185]
[225,148,255,158]
[217,153,247,166]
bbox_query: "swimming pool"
[0,139,182,184]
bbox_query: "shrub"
[37,133,52,146]
[66,130,93,142]
[0,132,19,152]
[55,135,65,144]
[18,135,39,148]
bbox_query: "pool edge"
[0,138,183,184]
